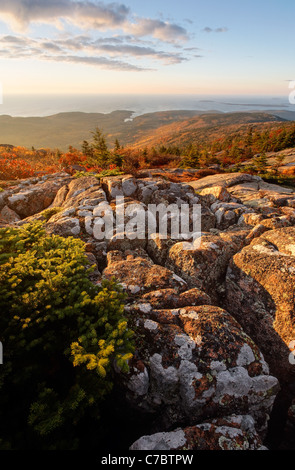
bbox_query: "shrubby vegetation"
[74,168,124,180]
[1,122,295,183]
[0,223,134,449]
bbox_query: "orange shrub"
[0,157,35,180]
[59,150,87,167]
[281,167,295,176]
[0,146,60,180]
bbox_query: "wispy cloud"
[202,27,228,33]
[48,54,148,71]
[0,33,187,70]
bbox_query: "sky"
[0,0,293,97]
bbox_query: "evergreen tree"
[180,145,200,168]
[114,139,121,151]
[253,151,268,172]
[81,140,94,158]
[91,128,110,167]
[273,154,285,174]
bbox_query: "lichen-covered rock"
[122,304,279,435]
[122,176,138,197]
[148,181,196,207]
[189,173,262,192]
[103,249,188,296]
[130,415,265,450]
[0,205,21,224]
[107,232,148,251]
[43,176,109,239]
[147,234,176,265]
[2,171,291,449]
[190,174,295,218]
[6,173,72,218]
[210,201,250,230]
[139,288,212,309]
[111,199,148,238]
[50,184,70,207]
[238,212,265,226]
[58,176,106,209]
[166,228,250,301]
[199,185,232,204]
[225,226,295,382]
[243,217,290,244]
[101,175,124,199]
[200,204,216,231]
[101,174,139,200]
[46,215,81,237]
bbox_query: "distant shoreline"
[0,93,292,118]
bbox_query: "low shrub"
[0,222,134,449]
[40,207,63,221]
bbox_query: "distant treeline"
[145,123,295,168]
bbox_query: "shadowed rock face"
[2,171,295,450]
[0,172,73,222]
[225,227,295,383]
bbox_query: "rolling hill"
[0,109,292,151]
[126,112,288,150]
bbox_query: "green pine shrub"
[40,206,63,221]
[0,222,134,449]
[74,168,123,179]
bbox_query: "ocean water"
[0,93,293,118]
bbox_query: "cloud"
[215,27,228,33]
[2,33,188,71]
[0,0,130,31]
[127,18,189,43]
[41,41,63,52]
[0,2,193,72]
[93,43,186,64]
[0,33,152,71]
[1,34,28,44]
[0,1,189,44]
[202,26,228,33]
[0,32,188,67]
[55,36,187,63]
[50,54,148,71]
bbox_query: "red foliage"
[281,167,295,176]
[59,151,87,167]
[0,147,60,180]
[0,157,35,180]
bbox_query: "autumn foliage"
[1,122,295,183]
[0,145,115,181]
[0,146,59,180]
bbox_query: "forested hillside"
[0,110,291,151]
